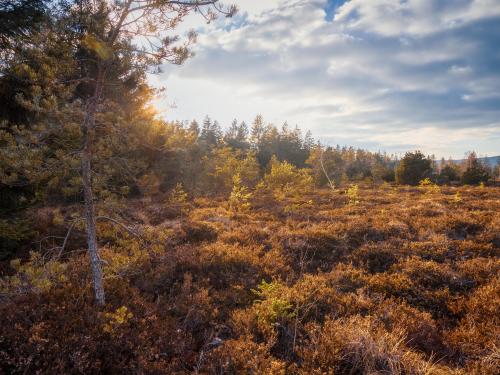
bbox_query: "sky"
[149,0,500,159]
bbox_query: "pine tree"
[304,130,314,152]
[0,0,47,53]
[225,119,249,150]
[237,121,249,143]
[395,151,433,185]
[1,0,236,307]
[462,152,490,185]
[188,120,200,137]
[250,114,264,148]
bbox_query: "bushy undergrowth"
[1,185,499,374]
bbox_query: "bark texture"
[81,66,105,306]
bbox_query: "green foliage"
[307,145,395,187]
[419,178,440,194]
[346,184,360,205]
[252,280,295,328]
[224,119,249,151]
[438,164,461,184]
[199,116,223,150]
[228,174,252,212]
[169,183,188,205]
[262,156,313,201]
[395,151,433,185]
[203,147,260,195]
[462,152,490,185]
[251,118,311,168]
[0,251,67,296]
[102,306,134,335]
[452,191,463,204]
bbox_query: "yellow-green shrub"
[346,184,360,205]
[228,173,252,212]
[1,252,67,296]
[102,306,134,335]
[261,156,313,201]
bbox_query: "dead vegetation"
[1,184,499,374]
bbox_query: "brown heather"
[1,184,499,374]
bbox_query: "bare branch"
[57,220,77,259]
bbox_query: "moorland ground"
[1,184,499,374]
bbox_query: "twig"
[58,220,77,258]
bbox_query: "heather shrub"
[368,272,416,299]
[327,263,369,293]
[199,243,266,291]
[1,182,498,374]
[448,277,500,363]
[279,226,346,273]
[404,238,450,262]
[299,315,440,374]
[455,258,500,289]
[219,225,271,247]
[0,278,189,374]
[203,337,287,374]
[397,257,461,291]
[1,252,67,297]
[0,218,35,260]
[288,273,373,324]
[376,300,446,355]
[351,243,399,273]
[446,217,484,240]
[180,220,218,243]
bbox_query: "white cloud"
[335,0,500,37]
[151,0,500,158]
[449,65,473,75]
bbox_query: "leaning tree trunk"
[81,66,105,306]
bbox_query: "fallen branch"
[96,215,144,240]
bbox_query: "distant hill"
[443,155,500,168]
[479,155,500,168]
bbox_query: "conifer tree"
[462,152,490,185]
[1,0,236,307]
[189,119,200,136]
[250,114,265,148]
[395,151,433,185]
